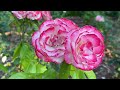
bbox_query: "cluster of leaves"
[0,42,95,79]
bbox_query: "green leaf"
[9,72,31,79]
[59,62,71,79]
[70,65,86,79]
[42,68,58,79]
[70,65,79,79]
[79,70,86,79]
[84,70,96,79]
[34,73,42,79]
[19,43,47,74]
[13,42,22,61]
[36,64,47,73]
[20,43,36,72]
[28,73,43,79]
[25,63,36,73]
[13,58,20,65]
[20,43,34,59]
[0,63,8,73]
[20,58,31,72]
[22,62,47,73]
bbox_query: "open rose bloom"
[32,18,78,64]
[12,11,52,21]
[65,25,105,70]
[31,17,105,71]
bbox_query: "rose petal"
[32,31,40,47]
[41,11,52,20]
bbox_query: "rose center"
[77,40,93,56]
[49,35,65,47]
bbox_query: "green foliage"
[19,43,47,73]
[0,11,14,32]
[70,65,96,79]
[59,62,71,79]
[9,42,47,79]
[42,67,58,79]
[50,63,60,72]
[0,64,8,73]
[70,65,86,79]
[13,42,22,61]
[84,71,96,79]
[9,72,31,79]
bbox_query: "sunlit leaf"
[20,43,34,59]
[13,42,22,61]
[36,64,47,73]
[79,70,86,79]
[19,43,47,74]
[9,72,30,79]
[84,70,96,79]
[70,65,86,79]
[20,43,36,72]
[25,63,36,73]
[42,68,57,79]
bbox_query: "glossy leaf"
[84,70,96,79]
[19,43,47,74]
[36,64,47,73]
[70,65,79,79]
[70,65,86,79]
[20,43,34,59]
[20,43,36,72]
[79,70,86,79]
[13,42,22,61]
[9,72,31,79]
[25,63,36,73]
[42,68,58,79]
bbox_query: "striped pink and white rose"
[32,18,78,64]
[12,11,52,21]
[64,25,105,70]
[12,11,27,19]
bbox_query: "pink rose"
[32,18,78,64]
[12,11,52,21]
[65,25,105,70]
[41,11,52,20]
[12,11,27,19]
[95,15,105,22]
[26,11,42,20]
